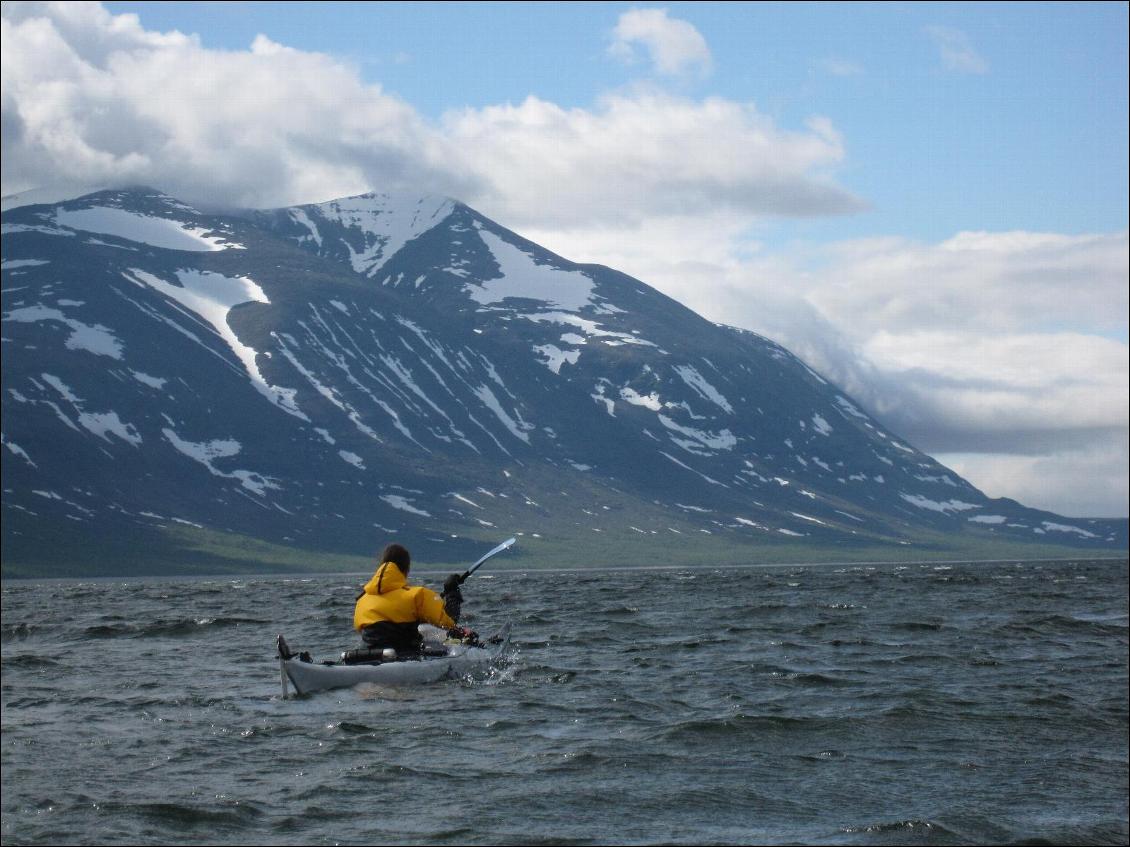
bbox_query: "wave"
[840,816,1130,846]
[998,614,1129,637]
[888,620,947,632]
[331,720,381,736]
[120,800,265,828]
[0,654,61,669]
[599,604,641,617]
[81,616,268,639]
[861,652,960,667]
[655,712,839,742]
[764,669,853,687]
[840,817,959,838]
[1,621,43,642]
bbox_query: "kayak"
[277,623,511,697]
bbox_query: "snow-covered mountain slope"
[251,192,456,277]
[2,188,1124,575]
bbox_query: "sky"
[2,1,1127,518]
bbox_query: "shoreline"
[3,554,1127,586]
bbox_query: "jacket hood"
[362,561,408,596]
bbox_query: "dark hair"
[379,543,411,574]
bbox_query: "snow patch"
[900,493,979,514]
[659,451,727,486]
[1040,521,1098,538]
[125,268,305,419]
[3,439,36,467]
[674,365,733,414]
[534,344,581,374]
[590,382,616,416]
[521,311,657,349]
[288,207,323,246]
[473,384,531,443]
[790,512,827,525]
[38,374,77,403]
[380,494,431,517]
[4,305,123,359]
[162,428,278,496]
[734,517,767,529]
[131,370,166,389]
[301,193,453,274]
[56,207,241,251]
[1,223,75,237]
[470,229,595,311]
[39,373,142,446]
[620,387,663,411]
[915,473,958,487]
[835,395,870,421]
[78,411,142,446]
[658,414,736,452]
[339,450,365,469]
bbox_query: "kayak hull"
[280,623,510,696]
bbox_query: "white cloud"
[445,91,862,229]
[938,445,1129,519]
[2,3,857,224]
[1,5,472,207]
[925,25,989,74]
[819,57,864,77]
[812,230,1128,336]
[860,330,1128,450]
[608,8,713,78]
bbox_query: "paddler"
[353,543,474,653]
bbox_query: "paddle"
[457,536,516,586]
[440,537,515,643]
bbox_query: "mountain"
[2,187,1125,576]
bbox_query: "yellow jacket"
[353,561,455,631]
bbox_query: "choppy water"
[2,559,1127,845]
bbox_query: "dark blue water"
[2,559,1127,845]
